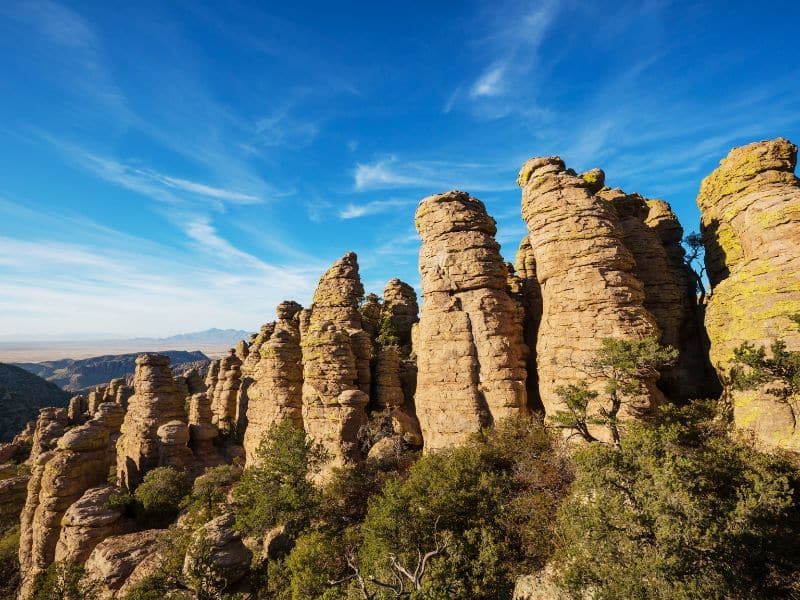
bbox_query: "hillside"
[13,350,209,392]
[0,363,70,442]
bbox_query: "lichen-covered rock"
[359,293,383,337]
[54,485,130,565]
[518,158,663,437]
[116,354,186,491]
[211,350,243,431]
[84,529,162,595]
[308,252,364,329]
[382,279,419,349]
[244,305,303,466]
[414,190,528,451]
[698,138,800,450]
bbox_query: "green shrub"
[181,464,242,523]
[232,420,326,538]
[555,401,800,599]
[135,467,191,525]
[32,561,101,600]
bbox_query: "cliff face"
[518,158,664,439]
[0,363,70,442]
[698,138,800,450]
[414,191,528,451]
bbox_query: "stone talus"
[698,137,800,450]
[414,190,528,451]
[518,158,663,438]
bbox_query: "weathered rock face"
[116,354,186,491]
[67,395,88,423]
[518,158,663,436]
[513,237,544,413]
[183,512,252,589]
[18,406,121,598]
[644,199,720,400]
[54,484,130,565]
[698,138,800,450]
[188,392,222,469]
[382,279,419,349]
[414,191,528,451]
[374,346,404,410]
[243,304,304,466]
[211,350,243,431]
[84,529,162,595]
[157,420,193,471]
[302,253,371,468]
[28,407,69,462]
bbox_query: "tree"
[181,464,242,524]
[135,466,191,525]
[683,231,707,303]
[232,420,327,538]
[549,337,677,446]
[375,316,400,350]
[555,401,800,599]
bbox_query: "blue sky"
[1,1,799,339]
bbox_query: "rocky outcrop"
[183,512,252,589]
[84,529,162,596]
[157,420,193,471]
[513,237,543,412]
[698,138,800,450]
[644,199,720,399]
[116,354,186,491]
[374,346,404,410]
[211,350,243,431]
[414,191,528,451]
[54,485,130,565]
[0,420,35,463]
[518,158,663,437]
[243,302,304,465]
[67,395,87,423]
[29,407,68,462]
[18,404,123,597]
[188,392,222,469]
[302,253,371,468]
[382,279,419,349]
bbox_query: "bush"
[350,417,569,599]
[135,467,191,525]
[32,561,101,600]
[181,464,242,523]
[555,401,800,599]
[233,420,326,538]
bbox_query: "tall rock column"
[514,237,543,412]
[244,301,304,465]
[302,253,370,469]
[414,190,528,451]
[697,138,800,450]
[116,354,186,491]
[518,158,663,436]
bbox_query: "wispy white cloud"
[339,198,412,219]
[470,63,507,98]
[353,157,516,193]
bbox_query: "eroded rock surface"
[414,190,528,451]
[698,138,800,450]
[518,159,663,437]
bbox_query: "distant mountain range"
[128,328,254,345]
[0,363,70,442]
[13,350,210,393]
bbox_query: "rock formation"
[116,354,186,491]
[243,301,304,465]
[211,349,243,431]
[698,138,800,450]
[518,158,663,437]
[513,237,544,412]
[67,395,87,423]
[84,529,162,596]
[414,190,528,451]
[188,392,222,470]
[54,485,130,565]
[157,420,193,471]
[28,407,68,462]
[183,512,252,589]
[382,278,419,349]
[18,403,123,597]
[302,253,371,468]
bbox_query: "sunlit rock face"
[414,190,528,451]
[698,137,800,450]
[518,158,663,440]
